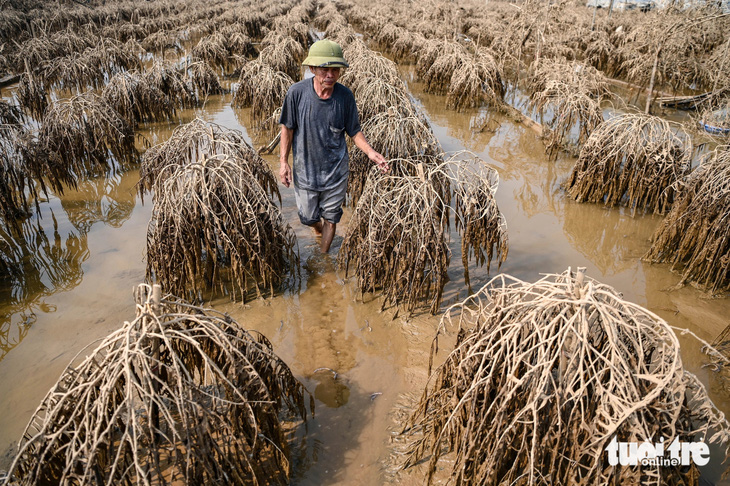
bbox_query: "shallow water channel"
[2,63,730,484]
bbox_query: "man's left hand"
[369,151,389,173]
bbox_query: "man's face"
[311,66,341,89]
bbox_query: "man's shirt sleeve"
[279,86,298,130]
[345,91,361,137]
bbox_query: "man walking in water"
[279,39,389,253]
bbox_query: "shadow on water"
[289,380,378,486]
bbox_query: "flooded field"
[2,63,730,484]
[2,0,730,483]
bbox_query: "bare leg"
[320,221,336,253]
[312,221,323,235]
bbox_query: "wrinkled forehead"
[311,66,342,74]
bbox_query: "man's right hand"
[279,161,292,188]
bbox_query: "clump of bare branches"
[446,48,504,111]
[416,39,443,78]
[565,113,693,215]
[644,147,730,294]
[187,60,223,98]
[221,25,257,58]
[190,26,256,73]
[529,58,610,100]
[259,40,303,81]
[584,29,618,75]
[340,43,403,93]
[531,82,604,158]
[348,108,442,204]
[0,128,32,222]
[139,119,290,300]
[140,60,197,111]
[38,93,138,187]
[259,32,306,80]
[102,70,168,125]
[390,30,426,64]
[339,161,450,316]
[453,157,508,290]
[139,118,278,201]
[401,268,730,485]
[340,155,507,315]
[38,37,142,93]
[420,40,466,95]
[528,60,609,157]
[269,17,310,49]
[141,28,184,56]
[102,59,211,126]
[16,72,48,120]
[232,60,294,131]
[373,22,402,48]
[350,76,415,124]
[3,283,312,485]
[618,10,730,95]
[8,28,100,74]
[146,154,298,302]
[312,2,347,33]
[9,37,55,74]
[701,38,730,95]
[0,99,24,128]
[191,32,229,70]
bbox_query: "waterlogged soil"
[3,65,730,485]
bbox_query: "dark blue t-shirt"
[279,78,361,191]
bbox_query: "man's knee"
[320,206,343,224]
[319,179,347,224]
[298,210,321,226]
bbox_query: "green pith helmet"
[302,39,349,68]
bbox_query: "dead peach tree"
[402,268,730,485]
[2,284,312,486]
[644,146,730,294]
[339,154,507,316]
[140,119,296,302]
[565,113,693,215]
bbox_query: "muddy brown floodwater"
[2,64,730,485]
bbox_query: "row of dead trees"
[339,0,730,296]
[1,0,730,484]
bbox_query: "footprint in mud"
[313,374,350,408]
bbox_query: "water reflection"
[489,125,571,219]
[0,209,86,361]
[289,379,374,486]
[561,199,659,276]
[0,306,35,363]
[0,168,139,362]
[403,67,495,154]
[59,172,137,232]
[294,253,357,379]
